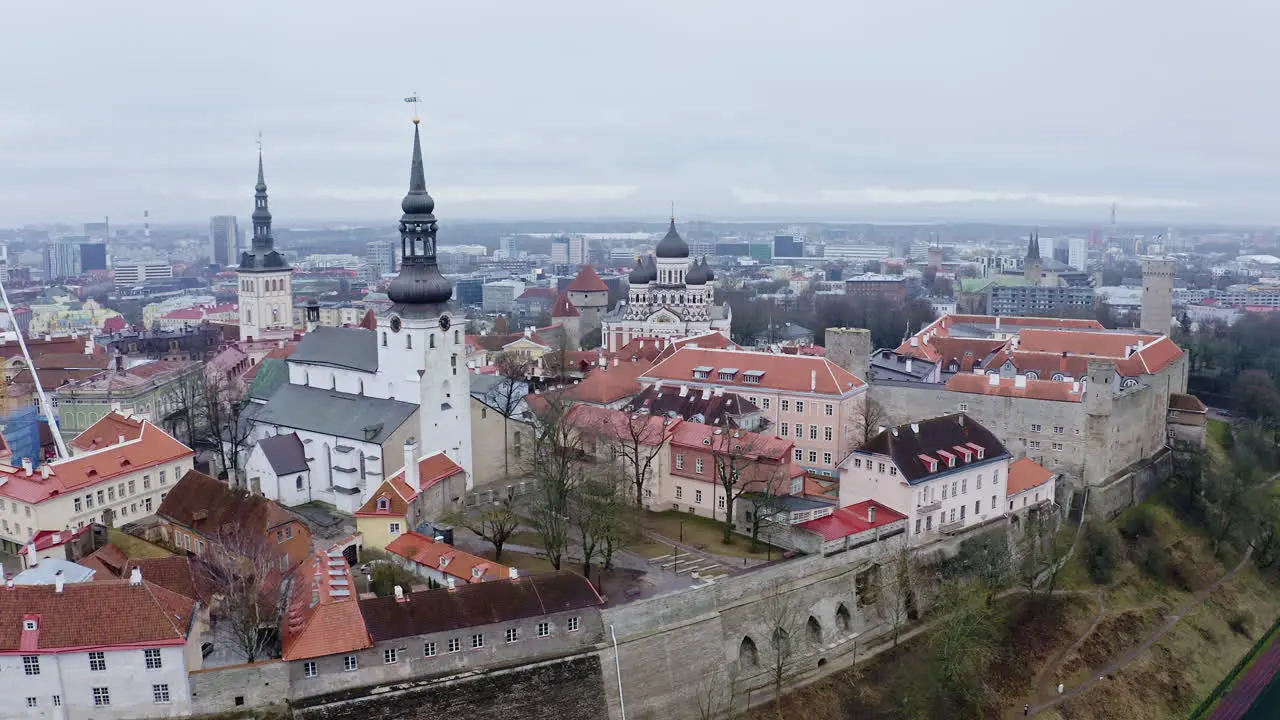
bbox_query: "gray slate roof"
[249,383,416,444]
[257,432,309,475]
[290,327,379,373]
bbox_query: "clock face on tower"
[389,316,402,333]
[439,315,451,331]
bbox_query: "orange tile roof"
[945,373,1084,402]
[651,332,739,363]
[282,547,371,661]
[557,359,653,405]
[645,347,865,396]
[1007,457,1054,496]
[354,477,413,517]
[70,411,146,451]
[0,422,194,504]
[384,452,466,498]
[386,531,513,584]
[566,264,608,293]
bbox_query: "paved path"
[1025,548,1254,717]
[1029,590,1108,705]
[1210,634,1280,719]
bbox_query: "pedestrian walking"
[1024,703,1030,716]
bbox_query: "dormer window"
[936,449,956,468]
[718,368,739,382]
[917,453,938,473]
[743,370,764,384]
[376,497,389,511]
[966,442,986,460]
[23,620,36,631]
[692,366,713,380]
[954,445,973,463]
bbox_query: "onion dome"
[685,258,708,285]
[629,255,656,284]
[655,216,689,258]
[700,257,715,282]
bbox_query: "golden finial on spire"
[404,92,422,125]
[670,201,675,222]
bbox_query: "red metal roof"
[798,501,906,541]
[566,265,608,293]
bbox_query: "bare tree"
[877,541,924,647]
[194,526,288,663]
[203,372,253,485]
[166,367,206,449]
[524,397,585,570]
[710,429,786,545]
[762,579,798,715]
[448,499,521,562]
[602,411,666,508]
[567,465,629,579]
[491,352,533,481]
[693,665,740,720]
[854,396,887,448]
[744,467,789,553]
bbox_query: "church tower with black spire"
[377,118,473,484]
[237,149,294,342]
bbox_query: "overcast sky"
[2,1,1277,227]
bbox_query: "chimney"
[54,570,64,594]
[678,385,688,397]
[394,585,406,603]
[39,464,50,480]
[613,357,619,367]
[25,542,36,566]
[1014,374,1027,389]
[909,337,919,347]
[509,567,519,580]
[810,369,817,392]
[446,577,456,590]
[1072,381,1081,393]
[995,317,1001,330]
[129,567,142,586]
[910,423,919,434]
[988,373,1000,387]
[404,438,420,490]
[22,458,32,476]
[904,358,913,373]
[51,533,60,544]
[867,505,877,523]
[118,434,125,445]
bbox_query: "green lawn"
[491,549,558,575]
[109,528,172,559]
[643,510,783,560]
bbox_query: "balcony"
[916,500,941,514]
[939,519,965,534]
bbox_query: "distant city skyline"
[2,1,1278,226]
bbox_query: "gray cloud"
[1,0,1277,226]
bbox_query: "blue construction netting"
[0,406,42,468]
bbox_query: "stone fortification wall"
[189,660,291,717]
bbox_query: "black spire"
[1025,230,1039,261]
[251,150,273,253]
[239,148,290,273]
[387,120,452,306]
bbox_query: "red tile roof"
[70,411,146,451]
[124,556,210,604]
[651,332,739,363]
[566,264,608,293]
[354,477,414,518]
[0,579,196,652]
[383,452,466,499]
[282,547,371,661]
[798,501,907,541]
[551,292,580,318]
[645,347,865,395]
[386,531,513,584]
[518,287,558,300]
[566,405,673,445]
[945,373,1084,402]
[158,470,303,540]
[0,422,194,505]
[669,423,793,462]
[19,526,91,556]
[556,359,653,405]
[79,544,130,579]
[1007,457,1054,496]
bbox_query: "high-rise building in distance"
[366,239,396,279]
[43,239,81,280]
[209,215,240,267]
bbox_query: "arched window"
[806,616,822,646]
[382,332,388,347]
[406,335,412,349]
[738,636,758,668]
[454,330,460,344]
[377,497,389,511]
[430,334,435,349]
[330,373,337,391]
[836,603,852,633]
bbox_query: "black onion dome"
[388,263,453,305]
[655,217,689,258]
[701,257,715,282]
[628,256,650,284]
[685,258,707,285]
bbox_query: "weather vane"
[256,130,263,153]
[403,92,422,124]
